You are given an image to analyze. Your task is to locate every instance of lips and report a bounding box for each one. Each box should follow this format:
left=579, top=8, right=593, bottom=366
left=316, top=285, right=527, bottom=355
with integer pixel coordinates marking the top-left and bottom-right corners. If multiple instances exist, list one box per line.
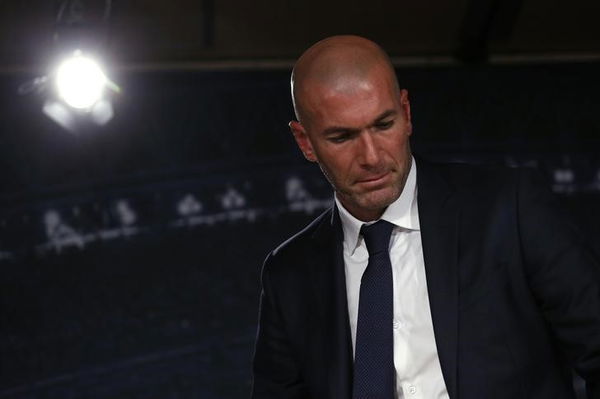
left=356, top=171, right=390, bottom=185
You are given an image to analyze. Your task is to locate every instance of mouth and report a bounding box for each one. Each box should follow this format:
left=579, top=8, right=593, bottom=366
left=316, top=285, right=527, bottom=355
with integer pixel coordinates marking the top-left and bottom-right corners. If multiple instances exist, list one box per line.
left=356, top=171, right=390, bottom=186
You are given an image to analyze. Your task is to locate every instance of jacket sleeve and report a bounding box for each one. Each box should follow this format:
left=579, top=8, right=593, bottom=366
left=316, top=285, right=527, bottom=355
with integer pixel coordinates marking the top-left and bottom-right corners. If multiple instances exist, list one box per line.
left=251, top=252, right=309, bottom=399
left=517, top=169, right=600, bottom=398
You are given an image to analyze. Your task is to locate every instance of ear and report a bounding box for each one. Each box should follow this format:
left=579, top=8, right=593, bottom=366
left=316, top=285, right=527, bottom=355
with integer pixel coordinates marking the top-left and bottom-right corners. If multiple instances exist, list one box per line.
left=289, top=120, right=317, bottom=162
left=399, top=89, right=412, bottom=136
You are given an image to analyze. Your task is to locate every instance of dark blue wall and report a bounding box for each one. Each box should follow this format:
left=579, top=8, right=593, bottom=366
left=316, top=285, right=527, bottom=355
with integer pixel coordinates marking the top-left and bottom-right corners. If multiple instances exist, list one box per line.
left=0, top=63, right=599, bottom=398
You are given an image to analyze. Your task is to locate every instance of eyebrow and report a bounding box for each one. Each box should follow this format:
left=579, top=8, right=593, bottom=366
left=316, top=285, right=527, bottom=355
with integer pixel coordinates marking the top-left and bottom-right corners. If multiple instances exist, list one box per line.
left=320, top=109, right=398, bottom=136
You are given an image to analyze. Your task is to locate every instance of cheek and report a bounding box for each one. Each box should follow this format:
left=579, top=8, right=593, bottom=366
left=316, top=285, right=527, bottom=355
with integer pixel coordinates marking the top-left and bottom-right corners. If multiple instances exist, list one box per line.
left=380, top=145, right=409, bottom=172
left=319, top=148, right=355, bottom=181
left=389, top=131, right=411, bottom=155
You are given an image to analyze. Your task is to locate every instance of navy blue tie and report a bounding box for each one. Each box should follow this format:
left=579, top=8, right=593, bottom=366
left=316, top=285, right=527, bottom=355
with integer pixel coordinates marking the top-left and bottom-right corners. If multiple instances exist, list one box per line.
left=352, top=220, right=395, bottom=399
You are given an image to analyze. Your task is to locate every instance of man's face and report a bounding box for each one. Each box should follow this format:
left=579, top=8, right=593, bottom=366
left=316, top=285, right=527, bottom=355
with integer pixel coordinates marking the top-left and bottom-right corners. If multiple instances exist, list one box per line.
left=291, top=70, right=412, bottom=221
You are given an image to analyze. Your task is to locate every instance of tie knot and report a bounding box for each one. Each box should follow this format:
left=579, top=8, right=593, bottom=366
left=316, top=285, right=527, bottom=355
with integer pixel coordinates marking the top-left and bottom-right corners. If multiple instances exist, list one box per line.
left=360, top=220, right=394, bottom=255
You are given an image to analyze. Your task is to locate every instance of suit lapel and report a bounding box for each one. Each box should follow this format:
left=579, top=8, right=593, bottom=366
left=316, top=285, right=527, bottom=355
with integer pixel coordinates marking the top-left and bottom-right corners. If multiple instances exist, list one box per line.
left=308, top=207, right=353, bottom=398
left=305, top=158, right=460, bottom=399
left=416, top=159, right=460, bottom=399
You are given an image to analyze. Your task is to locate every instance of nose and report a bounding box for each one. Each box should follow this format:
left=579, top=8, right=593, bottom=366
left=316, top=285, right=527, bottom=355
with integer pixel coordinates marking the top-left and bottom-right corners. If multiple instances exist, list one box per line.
left=357, top=132, right=381, bottom=167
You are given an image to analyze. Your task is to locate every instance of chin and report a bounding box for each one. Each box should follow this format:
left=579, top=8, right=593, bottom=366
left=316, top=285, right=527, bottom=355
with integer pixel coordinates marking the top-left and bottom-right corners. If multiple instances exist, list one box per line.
left=356, top=188, right=400, bottom=213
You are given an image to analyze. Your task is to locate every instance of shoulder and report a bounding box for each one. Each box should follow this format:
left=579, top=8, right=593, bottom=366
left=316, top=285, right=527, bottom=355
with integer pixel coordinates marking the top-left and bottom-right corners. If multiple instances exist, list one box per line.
left=415, top=156, right=544, bottom=194
left=414, top=157, right=557, bottom=222
left=417, top=156, right=513, bottom=182
left=262, top=207, right=336, bottom=276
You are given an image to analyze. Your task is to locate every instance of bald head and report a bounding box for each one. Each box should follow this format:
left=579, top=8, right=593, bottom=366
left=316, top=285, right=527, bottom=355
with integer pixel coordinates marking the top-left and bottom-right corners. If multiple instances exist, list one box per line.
left=291, top=35, right=399, bottom=123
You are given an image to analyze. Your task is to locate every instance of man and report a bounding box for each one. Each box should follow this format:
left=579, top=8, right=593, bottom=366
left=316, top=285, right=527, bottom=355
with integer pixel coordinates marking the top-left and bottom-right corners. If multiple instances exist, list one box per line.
left=252, top=35, right=600, bottom=398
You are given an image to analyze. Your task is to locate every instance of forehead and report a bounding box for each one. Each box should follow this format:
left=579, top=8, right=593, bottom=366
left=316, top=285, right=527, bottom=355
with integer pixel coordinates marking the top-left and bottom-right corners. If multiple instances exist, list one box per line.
left=304, top=72, right=399, bottom=130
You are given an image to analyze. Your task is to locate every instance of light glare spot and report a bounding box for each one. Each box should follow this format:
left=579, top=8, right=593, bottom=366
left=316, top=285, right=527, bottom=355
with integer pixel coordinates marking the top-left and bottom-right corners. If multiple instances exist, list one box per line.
left=56, top=52, right=107, bottom=109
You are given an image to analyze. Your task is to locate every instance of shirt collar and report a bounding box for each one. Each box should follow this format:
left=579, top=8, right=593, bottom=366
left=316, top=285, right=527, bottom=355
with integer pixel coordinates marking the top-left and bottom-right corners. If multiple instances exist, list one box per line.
left=335, top=156, right=420, bottom=255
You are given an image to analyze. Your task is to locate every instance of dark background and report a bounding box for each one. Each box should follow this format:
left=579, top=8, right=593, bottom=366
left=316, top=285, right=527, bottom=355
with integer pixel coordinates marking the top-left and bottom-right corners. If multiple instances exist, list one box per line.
left=1, top=1, right=599, bottom=398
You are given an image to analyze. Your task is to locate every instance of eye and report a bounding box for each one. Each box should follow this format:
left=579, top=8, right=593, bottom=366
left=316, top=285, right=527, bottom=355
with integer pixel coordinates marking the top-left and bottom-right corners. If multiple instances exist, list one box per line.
left=328, top=135, right=349, bottom=143
left=376, top=120, right=394, bottom=130
left=326, top=131, right=354, bottom=143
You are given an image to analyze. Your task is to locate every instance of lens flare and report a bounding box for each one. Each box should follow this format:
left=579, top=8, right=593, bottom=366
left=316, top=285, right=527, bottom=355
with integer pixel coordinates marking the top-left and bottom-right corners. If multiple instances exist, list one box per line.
left=56, top=51, right=107, bottom=109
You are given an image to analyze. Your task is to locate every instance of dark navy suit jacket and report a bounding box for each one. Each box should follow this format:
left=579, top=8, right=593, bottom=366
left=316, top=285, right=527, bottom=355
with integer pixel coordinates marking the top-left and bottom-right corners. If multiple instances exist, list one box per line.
left=252, top=158, right=600, bottom=399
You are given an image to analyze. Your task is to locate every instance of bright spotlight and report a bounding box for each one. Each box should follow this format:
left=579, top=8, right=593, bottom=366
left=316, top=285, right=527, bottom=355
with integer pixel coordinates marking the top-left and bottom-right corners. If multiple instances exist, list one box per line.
left=55, top=50, right=107, bottom=109
left=18, top=49, right=120, bottom=133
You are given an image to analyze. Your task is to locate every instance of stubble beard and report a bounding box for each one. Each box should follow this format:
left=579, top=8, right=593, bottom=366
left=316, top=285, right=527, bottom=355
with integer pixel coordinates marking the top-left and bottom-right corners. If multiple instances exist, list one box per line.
left=320, top=156, right=412, bottom=220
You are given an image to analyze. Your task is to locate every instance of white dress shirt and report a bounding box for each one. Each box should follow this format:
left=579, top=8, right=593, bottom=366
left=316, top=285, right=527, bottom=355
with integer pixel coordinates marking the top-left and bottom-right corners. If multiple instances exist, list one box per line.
left=335, top=158, right=449, bottom=399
